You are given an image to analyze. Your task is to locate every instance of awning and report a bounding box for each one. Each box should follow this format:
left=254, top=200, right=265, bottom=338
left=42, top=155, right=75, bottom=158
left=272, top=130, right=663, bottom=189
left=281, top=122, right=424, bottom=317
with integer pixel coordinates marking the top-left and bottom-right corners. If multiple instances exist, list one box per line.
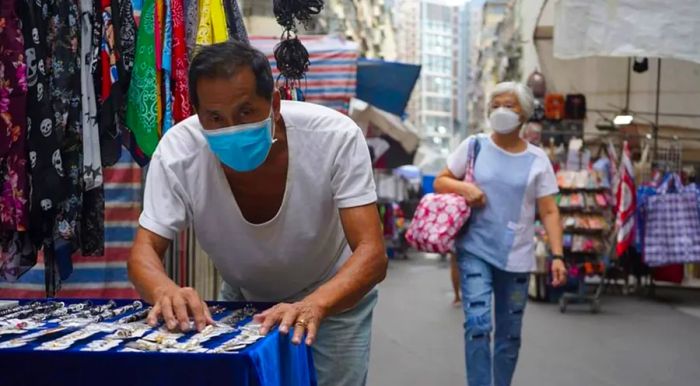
left=349, top=98, right=420, bottom=154
left=553, top=0, right=700, bottom=64
left=356, top=59, right=421, bottom=116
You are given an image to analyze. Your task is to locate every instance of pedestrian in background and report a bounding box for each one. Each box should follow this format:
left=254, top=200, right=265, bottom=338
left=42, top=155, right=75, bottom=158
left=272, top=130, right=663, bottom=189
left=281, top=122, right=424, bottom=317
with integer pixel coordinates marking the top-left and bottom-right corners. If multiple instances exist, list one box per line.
left=434, top=81, right=567, bottom=386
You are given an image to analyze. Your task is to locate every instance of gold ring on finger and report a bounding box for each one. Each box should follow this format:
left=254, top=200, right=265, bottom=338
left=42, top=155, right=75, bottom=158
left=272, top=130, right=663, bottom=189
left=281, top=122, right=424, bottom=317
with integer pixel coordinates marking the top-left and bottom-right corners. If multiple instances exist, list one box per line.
left=295, top=319, right=307, bottom=328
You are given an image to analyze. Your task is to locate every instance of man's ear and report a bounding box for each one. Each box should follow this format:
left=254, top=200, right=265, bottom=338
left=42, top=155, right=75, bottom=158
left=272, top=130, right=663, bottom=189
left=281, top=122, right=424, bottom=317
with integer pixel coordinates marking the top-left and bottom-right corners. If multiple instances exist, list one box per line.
left=272, top=89, right=282, bottom=119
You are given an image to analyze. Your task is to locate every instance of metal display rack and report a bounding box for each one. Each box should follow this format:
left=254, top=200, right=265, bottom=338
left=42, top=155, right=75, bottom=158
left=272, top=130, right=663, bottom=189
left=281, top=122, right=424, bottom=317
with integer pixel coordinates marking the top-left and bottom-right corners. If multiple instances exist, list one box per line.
left=556, top=180, right=614, bottom=314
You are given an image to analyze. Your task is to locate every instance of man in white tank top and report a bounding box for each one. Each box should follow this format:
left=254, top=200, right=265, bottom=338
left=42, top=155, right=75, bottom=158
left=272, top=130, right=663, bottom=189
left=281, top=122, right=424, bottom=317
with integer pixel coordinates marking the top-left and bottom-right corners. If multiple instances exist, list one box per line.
left=128, top=41, right=387, bottom=386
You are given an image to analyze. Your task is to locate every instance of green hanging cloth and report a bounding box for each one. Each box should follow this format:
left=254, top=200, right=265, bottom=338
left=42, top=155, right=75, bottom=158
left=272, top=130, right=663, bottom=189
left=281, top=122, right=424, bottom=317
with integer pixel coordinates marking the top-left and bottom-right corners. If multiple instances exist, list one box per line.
left=126, top=0, right=159, bottom=157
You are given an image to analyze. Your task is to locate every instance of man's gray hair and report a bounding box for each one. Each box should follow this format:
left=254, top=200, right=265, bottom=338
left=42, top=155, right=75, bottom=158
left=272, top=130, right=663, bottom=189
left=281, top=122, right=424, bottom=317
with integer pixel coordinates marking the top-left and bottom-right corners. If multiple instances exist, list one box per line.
left=488, top=81, right=535, bottom=120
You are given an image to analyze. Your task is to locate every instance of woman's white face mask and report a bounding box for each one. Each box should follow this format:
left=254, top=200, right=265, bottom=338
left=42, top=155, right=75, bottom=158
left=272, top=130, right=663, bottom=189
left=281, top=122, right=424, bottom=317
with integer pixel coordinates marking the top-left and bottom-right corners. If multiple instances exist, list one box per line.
left=489, top=108, right=521, bottom=134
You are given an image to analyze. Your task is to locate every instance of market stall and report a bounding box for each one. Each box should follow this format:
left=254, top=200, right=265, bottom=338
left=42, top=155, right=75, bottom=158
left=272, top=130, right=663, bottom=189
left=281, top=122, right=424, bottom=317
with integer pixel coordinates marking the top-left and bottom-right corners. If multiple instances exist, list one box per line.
left=0, top=299, right=315, bottom=386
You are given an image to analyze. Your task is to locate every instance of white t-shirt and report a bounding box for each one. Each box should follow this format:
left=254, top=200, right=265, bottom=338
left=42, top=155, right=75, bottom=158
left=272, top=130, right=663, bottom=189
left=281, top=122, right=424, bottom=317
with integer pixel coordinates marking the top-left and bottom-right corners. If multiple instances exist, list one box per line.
left=139, top=101, right=377, bottom=301
left=447, top=134, right=558, bottom=272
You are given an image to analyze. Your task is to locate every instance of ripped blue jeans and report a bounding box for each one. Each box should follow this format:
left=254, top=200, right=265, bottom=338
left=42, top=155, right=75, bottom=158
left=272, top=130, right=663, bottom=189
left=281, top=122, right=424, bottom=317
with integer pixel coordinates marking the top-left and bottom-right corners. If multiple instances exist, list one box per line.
left=458, top=253, right=530, bottom=386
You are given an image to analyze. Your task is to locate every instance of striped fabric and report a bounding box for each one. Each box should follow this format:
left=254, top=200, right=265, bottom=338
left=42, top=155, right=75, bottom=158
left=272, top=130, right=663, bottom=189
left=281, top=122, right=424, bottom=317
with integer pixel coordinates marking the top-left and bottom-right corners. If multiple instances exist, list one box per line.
left=0, top=150, right=142, bottom=299
left=249, top=35, right=359, bottom=114
left=615, top=141, right=636, bottom=257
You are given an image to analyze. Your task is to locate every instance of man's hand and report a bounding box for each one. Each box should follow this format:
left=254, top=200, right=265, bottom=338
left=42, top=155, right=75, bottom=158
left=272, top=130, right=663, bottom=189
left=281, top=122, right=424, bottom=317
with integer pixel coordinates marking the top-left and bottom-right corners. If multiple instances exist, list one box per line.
left=551, top=259, right=568, bottom=287
left=463, top=183, right=486, bottom=207
left=253, top=299, right=328, bottom=346
left=146, top=285, right=214, bottom=332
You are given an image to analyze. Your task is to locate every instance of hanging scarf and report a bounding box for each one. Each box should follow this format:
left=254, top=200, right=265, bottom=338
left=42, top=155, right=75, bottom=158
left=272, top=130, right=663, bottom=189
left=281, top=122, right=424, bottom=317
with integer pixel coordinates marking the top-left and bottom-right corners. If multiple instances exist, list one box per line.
left=223, top=0, right=249, bottom=43
left=196, top=0, right=213, bottom=45
left=80, top=0, right=104, bottom=191
left=172, top=0, right=191, bottom=123
left=126, top=0, right=159, bottom=157
left=97, top=0, right=123, bottom=167
left=101, top=0, right=116, bottom=102
left=112, top=0, right=149, bottom=167
left=162, top=0, right=174, bottom=133
left=20, top=0, right=66, bottom=261
left=0, top=0, right=29, bottom=232
left=185, top=0, right=199, bottom=58
left=132, top=0, right=143, bottom=27
left=155, top=0, right=163, bottom=136
left=0, top=0, right=34, bottom=281
left=615, top=141, right=636, bottom=257
left=47, top=0, right=86, bottom=293
left=211, top=0, right=228, bottom=43
left=197, top=0, right=229, bottom=45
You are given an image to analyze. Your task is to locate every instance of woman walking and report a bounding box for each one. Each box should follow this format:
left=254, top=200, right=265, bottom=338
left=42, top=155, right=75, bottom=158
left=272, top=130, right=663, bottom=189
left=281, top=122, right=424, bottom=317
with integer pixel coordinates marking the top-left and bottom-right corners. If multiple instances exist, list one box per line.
left=434, top=81, right=567, bottom=386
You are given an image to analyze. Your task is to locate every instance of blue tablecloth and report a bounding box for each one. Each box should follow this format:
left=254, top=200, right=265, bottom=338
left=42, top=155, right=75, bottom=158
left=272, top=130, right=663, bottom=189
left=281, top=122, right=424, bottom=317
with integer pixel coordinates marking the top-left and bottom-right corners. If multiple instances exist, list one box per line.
left=0, top=299, right=317, bottom=386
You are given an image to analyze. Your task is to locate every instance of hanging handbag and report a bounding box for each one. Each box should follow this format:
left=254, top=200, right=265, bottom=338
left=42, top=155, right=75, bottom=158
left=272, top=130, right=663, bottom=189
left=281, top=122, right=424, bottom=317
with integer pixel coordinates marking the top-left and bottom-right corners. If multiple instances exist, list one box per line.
left=644, top=174, right=700, bottom=267
left=544, top=93, right=566, bottom=121
left=565, top=94, right=587, bottom=120
left=405, top=136, right=481, bottom=254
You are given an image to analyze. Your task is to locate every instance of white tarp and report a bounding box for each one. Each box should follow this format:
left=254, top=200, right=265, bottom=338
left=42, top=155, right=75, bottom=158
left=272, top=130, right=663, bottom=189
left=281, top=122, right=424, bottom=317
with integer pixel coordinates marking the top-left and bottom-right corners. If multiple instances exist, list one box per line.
left=553, top=0, right=700, bottom=64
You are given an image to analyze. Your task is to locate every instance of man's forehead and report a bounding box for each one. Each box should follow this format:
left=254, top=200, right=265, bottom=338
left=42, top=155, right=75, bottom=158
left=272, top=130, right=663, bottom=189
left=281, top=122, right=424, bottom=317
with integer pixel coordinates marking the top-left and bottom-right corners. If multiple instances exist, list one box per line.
left=197, top=74, right=258, bottom=107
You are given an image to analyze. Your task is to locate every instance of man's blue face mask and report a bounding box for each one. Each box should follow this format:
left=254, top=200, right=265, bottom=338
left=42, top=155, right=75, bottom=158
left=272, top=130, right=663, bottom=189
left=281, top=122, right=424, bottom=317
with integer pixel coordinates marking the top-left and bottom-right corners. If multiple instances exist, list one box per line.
left=199, top=110, right=277, bottom=172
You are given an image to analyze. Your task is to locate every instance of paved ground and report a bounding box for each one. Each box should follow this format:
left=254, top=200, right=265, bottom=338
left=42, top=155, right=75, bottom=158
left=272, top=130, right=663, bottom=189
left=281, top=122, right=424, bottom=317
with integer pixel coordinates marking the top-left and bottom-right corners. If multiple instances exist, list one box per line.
left=368, top=255, right=700, bottom=386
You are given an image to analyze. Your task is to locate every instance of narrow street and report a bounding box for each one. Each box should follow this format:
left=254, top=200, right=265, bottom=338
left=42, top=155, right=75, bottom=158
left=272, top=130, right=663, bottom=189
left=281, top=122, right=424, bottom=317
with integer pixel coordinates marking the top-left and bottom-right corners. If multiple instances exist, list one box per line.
left=369, top=255, right=700, bottom=386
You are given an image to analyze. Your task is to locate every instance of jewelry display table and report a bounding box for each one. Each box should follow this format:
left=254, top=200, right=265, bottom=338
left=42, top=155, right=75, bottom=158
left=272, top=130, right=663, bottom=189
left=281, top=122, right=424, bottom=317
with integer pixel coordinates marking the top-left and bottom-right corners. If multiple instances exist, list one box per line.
left=0, top=299, right=316, bottom=386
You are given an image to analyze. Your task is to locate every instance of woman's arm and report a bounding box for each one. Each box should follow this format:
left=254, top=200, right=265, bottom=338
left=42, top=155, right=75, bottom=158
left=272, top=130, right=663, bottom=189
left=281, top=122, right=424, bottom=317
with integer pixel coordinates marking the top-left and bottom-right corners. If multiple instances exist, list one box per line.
left=434, top=167, right=486, bottom=207
left=537, top=195, right=567, bottom=286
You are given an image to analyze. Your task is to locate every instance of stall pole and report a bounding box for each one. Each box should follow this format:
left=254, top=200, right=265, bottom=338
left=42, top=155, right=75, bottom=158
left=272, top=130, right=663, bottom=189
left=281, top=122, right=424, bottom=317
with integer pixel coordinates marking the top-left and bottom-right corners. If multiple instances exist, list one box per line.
left=653, top=59, right=662, bottom=158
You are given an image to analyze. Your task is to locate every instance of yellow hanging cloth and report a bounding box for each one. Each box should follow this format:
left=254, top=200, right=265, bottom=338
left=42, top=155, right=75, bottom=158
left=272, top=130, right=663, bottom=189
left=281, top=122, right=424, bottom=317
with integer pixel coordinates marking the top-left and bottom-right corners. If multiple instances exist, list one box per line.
left=197, top=0, right=213, bottom=45
left=211, top=0, right=229, bottom=43
left=197, top=0, right=229, bottom=45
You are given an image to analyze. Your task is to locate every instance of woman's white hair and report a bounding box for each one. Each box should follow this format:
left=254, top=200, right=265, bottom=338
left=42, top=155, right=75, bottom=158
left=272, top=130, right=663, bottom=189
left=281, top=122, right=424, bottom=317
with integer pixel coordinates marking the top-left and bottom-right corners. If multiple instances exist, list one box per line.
left=488, top=81, right=535, bottom=121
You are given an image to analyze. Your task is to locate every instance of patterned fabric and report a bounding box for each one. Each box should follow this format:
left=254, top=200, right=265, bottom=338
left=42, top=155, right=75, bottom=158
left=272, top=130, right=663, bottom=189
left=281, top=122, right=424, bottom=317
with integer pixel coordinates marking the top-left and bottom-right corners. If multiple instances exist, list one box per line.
left=101, top=1, right=117, bottom=101
left=162, top=0, right=173, bottom=133
left=684, top=183, right=700, bottom=217
left=96, top=0, right=121, bottom=167
left=131, top=0, right=142, bottom=26
left=223, top=0, right=248, bottom=44
left=0, top=232, right=35, bottom=282
left=154, top=0, right=163, bottom=135
left=20, top=0, right=64, bottom=274
left=0, top=0, right=33, bottom=281
left=405, top=137, right=480, bottom=254
left=250, top=36, right=359, bottom=114
left=91, top=0, right=103, bottom=99
left=0, top=0, right=29, bottom=232
left=48, top=0, right=84, bottom=290
left=644, top=174, right=700, bottom=267
left=614, top=141, right=635, bottom=256
left=171, top=0, right=191, bottom=123
left=154, top=0, right=162, bottom=72
left=184, top=0, right=199, bottom=58
left=80, top=0, right=104, bottom=191
left=117, top=0, right=136, bottom=74
left=81, top=186, right=105, bottom=256
left=635, top=185, right=657, bottom=252
left=125, top=0, right=159, bottom=157
left=0, top=150, right=142, bottom=298
left=196, top=0, right=229, bottom=45
left=196, top=0, right=213, bottom=45
left=112, top=0, right=147, bottom=167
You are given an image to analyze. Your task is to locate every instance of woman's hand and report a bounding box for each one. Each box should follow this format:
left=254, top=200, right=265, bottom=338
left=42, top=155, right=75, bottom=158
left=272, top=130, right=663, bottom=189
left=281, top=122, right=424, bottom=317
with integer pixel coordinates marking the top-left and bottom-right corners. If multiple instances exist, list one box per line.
left=551, top=259, right=568, bottom=287
left=463, top=183, right=487, bottom=207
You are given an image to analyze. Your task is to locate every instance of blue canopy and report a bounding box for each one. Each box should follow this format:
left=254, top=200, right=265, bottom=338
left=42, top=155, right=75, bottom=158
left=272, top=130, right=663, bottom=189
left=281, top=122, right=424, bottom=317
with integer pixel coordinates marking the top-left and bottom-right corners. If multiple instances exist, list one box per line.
left=356, top=59, right=421, bottom=117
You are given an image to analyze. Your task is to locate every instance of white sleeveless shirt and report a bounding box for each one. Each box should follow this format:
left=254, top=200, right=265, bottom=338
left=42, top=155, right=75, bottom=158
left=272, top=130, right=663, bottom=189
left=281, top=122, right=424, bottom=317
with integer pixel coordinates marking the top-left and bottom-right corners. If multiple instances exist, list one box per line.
left=139, top=101, right=377, bottom=301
